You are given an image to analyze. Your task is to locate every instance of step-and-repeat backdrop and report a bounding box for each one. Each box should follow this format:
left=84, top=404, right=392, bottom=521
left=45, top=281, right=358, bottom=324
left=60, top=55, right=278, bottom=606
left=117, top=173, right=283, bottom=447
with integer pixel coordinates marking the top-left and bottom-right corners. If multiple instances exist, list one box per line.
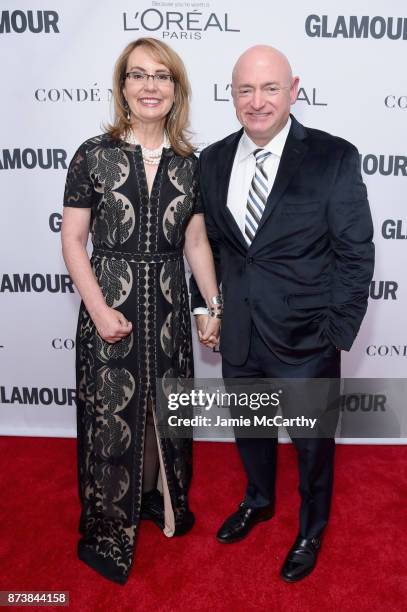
left=1, top=1, right=406, bottom=440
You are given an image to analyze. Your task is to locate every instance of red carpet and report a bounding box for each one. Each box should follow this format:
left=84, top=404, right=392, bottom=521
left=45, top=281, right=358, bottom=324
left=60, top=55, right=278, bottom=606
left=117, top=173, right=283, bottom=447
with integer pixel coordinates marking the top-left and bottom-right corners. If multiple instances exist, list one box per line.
left=0, top=438, right=405, bottom=611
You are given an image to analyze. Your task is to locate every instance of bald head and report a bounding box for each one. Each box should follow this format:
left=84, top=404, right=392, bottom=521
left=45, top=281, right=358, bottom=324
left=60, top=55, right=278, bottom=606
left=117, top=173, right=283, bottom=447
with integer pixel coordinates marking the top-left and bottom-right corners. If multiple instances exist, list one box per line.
left=231, top=45, right=299, bottom=146
left=232, top=45, right=293, bottom=87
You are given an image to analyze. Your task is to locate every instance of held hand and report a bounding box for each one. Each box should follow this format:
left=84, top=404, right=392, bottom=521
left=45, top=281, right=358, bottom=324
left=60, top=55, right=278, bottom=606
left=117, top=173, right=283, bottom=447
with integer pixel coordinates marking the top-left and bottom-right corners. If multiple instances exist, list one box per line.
left=195, top=314, right=208, bottom=339
left=198, top=316, right=220, bottom=349
left=92, top=306, right=133, bottom=343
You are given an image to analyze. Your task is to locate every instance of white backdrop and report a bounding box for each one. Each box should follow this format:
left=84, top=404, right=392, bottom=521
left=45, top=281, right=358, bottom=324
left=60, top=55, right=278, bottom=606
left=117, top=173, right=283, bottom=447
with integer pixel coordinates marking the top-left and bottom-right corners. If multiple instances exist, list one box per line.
left=1, top=0, right=406, bottom=440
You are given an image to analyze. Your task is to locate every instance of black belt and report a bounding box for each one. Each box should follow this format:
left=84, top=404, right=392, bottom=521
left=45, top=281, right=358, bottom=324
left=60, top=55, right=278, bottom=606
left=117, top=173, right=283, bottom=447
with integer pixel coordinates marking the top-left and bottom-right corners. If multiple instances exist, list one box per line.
left=92, top=247, right=183, bottom=264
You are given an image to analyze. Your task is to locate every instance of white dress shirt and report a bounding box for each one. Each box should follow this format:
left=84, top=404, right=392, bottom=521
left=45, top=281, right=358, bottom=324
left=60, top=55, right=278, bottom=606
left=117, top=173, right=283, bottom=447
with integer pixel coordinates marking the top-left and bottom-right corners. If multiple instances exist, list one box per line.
left=193, top=118, right=291, bottom=315
left=227, top=117, right=291, bottom=237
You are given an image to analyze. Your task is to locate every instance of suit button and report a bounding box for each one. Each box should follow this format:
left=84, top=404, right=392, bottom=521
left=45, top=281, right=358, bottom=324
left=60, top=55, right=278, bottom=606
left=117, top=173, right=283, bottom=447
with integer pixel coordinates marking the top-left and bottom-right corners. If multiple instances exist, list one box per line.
left=244, top=297, right=248, bottom=303
left=247, top=257, right=253, bottom=264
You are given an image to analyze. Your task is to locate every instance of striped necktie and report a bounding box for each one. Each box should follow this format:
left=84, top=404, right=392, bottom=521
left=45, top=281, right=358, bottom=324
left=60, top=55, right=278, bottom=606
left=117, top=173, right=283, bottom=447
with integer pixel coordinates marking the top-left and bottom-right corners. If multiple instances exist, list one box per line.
left=245, top=149, right=271, bottom=245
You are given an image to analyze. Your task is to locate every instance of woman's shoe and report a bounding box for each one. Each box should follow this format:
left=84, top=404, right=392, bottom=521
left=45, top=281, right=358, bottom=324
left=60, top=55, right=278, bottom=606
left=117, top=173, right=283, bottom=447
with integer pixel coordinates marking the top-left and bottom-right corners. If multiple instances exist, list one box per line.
left=174, top=508, right=195, bottom=536
left=141, top=488, right=165, bottom=530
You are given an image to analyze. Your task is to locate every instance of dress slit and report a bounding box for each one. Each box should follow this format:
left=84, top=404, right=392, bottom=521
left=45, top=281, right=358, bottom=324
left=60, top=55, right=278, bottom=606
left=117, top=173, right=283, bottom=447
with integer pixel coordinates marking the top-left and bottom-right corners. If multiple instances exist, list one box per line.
left=149, top=391, right=176, bottom=536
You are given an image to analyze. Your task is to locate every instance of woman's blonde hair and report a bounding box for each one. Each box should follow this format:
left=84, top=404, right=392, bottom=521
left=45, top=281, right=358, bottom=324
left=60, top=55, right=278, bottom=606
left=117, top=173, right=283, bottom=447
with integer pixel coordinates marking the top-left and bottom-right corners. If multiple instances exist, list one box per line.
left=106, top=37, right=194, bottom=157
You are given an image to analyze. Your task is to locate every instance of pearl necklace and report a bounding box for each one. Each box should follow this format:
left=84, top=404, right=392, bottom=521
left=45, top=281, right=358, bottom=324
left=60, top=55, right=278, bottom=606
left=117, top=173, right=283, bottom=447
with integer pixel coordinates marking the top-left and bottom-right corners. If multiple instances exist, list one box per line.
left=125, top=130, right=170, bottom=165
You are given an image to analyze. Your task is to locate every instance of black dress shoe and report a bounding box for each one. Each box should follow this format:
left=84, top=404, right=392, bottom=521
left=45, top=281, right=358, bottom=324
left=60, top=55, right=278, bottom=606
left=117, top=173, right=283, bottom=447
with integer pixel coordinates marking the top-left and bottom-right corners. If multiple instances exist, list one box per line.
left=280, top=535, right=321, bottom=582
left=141, top=489, right=165, bottom=530
left=216, top=502, right=274, bottom=543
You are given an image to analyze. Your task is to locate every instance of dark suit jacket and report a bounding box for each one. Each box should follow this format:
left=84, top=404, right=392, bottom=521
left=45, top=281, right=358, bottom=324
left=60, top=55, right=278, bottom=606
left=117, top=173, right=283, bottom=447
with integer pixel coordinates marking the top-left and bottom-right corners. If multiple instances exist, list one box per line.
left=190, top=115, right=375, bottom=366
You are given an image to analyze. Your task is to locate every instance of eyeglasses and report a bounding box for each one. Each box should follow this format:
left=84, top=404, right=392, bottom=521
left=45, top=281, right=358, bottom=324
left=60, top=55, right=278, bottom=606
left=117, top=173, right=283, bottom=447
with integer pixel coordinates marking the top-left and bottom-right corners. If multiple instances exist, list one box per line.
left=235, top=85, right=290, bottom=98
left=125, top=71, right=174, bottom=85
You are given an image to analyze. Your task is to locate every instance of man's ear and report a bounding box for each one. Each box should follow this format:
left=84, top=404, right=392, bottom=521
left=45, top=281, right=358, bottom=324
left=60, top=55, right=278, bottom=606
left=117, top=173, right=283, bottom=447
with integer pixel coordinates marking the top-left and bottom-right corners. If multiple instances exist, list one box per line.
left=290, top=76, right=300, bottom=104
left=231, top=88, right=238, bottom=110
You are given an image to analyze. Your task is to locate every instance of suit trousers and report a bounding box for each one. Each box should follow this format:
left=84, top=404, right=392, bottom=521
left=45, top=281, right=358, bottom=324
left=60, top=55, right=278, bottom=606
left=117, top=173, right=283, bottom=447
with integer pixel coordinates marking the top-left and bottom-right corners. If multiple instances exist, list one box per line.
left=221, top=324, right=341, bottom=539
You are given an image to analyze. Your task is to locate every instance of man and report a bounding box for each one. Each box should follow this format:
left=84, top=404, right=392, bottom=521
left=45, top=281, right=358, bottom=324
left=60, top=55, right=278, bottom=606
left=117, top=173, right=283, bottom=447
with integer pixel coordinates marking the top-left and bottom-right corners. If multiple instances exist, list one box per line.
left=190, top=45, right=374, bottom=582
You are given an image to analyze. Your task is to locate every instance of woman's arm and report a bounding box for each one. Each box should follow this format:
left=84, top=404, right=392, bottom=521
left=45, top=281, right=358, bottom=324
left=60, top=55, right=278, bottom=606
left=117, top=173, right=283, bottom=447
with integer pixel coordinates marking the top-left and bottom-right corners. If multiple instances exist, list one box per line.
left=184, top=213, right=221, bottom=348
left=61, top=207, right=132, bottom=343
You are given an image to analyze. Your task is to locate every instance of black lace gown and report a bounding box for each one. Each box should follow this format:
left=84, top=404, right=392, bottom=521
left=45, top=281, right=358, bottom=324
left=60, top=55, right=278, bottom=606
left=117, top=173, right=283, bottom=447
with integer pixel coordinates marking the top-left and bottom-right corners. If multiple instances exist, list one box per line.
left=63, top=134, right=201, bottom=584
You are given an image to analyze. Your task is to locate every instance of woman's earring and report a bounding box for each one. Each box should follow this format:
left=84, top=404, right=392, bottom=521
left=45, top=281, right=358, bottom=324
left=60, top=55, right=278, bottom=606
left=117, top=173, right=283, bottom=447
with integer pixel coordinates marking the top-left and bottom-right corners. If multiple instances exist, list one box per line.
left=124, top=100, right=130, bottom=121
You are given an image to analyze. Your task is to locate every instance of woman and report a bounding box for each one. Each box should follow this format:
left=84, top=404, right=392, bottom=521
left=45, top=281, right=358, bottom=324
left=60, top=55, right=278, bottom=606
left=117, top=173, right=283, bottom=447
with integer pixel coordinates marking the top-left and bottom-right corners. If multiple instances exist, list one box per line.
left=61, top=37, right=220, bottom=585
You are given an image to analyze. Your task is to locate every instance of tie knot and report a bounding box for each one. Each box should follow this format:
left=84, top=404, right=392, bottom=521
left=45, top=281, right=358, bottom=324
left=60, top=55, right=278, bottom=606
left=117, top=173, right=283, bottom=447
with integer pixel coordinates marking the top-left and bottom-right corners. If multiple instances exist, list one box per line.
left=254, top=149, right=271, bottom=165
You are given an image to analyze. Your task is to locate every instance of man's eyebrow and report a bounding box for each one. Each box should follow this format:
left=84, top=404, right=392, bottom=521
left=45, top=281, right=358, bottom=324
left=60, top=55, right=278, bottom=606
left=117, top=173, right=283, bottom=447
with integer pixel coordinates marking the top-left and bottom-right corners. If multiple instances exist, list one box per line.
left=236, top=81, right=280, bottom=88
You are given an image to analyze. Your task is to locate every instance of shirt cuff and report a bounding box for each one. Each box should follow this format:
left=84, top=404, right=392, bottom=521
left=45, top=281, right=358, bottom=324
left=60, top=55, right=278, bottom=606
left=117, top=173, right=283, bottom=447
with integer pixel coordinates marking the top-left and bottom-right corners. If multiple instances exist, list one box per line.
left=193, top=307, right=209, bottom=315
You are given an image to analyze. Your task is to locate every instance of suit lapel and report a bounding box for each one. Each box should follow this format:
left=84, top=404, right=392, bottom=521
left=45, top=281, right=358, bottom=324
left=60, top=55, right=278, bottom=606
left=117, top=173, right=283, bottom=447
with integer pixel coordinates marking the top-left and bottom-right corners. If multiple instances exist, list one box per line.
left=216, top=129, right=249, bottom=251
left=255, top=117, right=308, bottom=237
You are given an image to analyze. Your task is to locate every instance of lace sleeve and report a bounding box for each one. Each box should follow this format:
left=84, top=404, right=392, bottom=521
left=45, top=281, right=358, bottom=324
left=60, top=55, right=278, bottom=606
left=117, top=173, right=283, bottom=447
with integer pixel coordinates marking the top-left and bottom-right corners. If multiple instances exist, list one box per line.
left=63, top=143, right=94, bottom=208
left=192, top=156, right=203, bottom=214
